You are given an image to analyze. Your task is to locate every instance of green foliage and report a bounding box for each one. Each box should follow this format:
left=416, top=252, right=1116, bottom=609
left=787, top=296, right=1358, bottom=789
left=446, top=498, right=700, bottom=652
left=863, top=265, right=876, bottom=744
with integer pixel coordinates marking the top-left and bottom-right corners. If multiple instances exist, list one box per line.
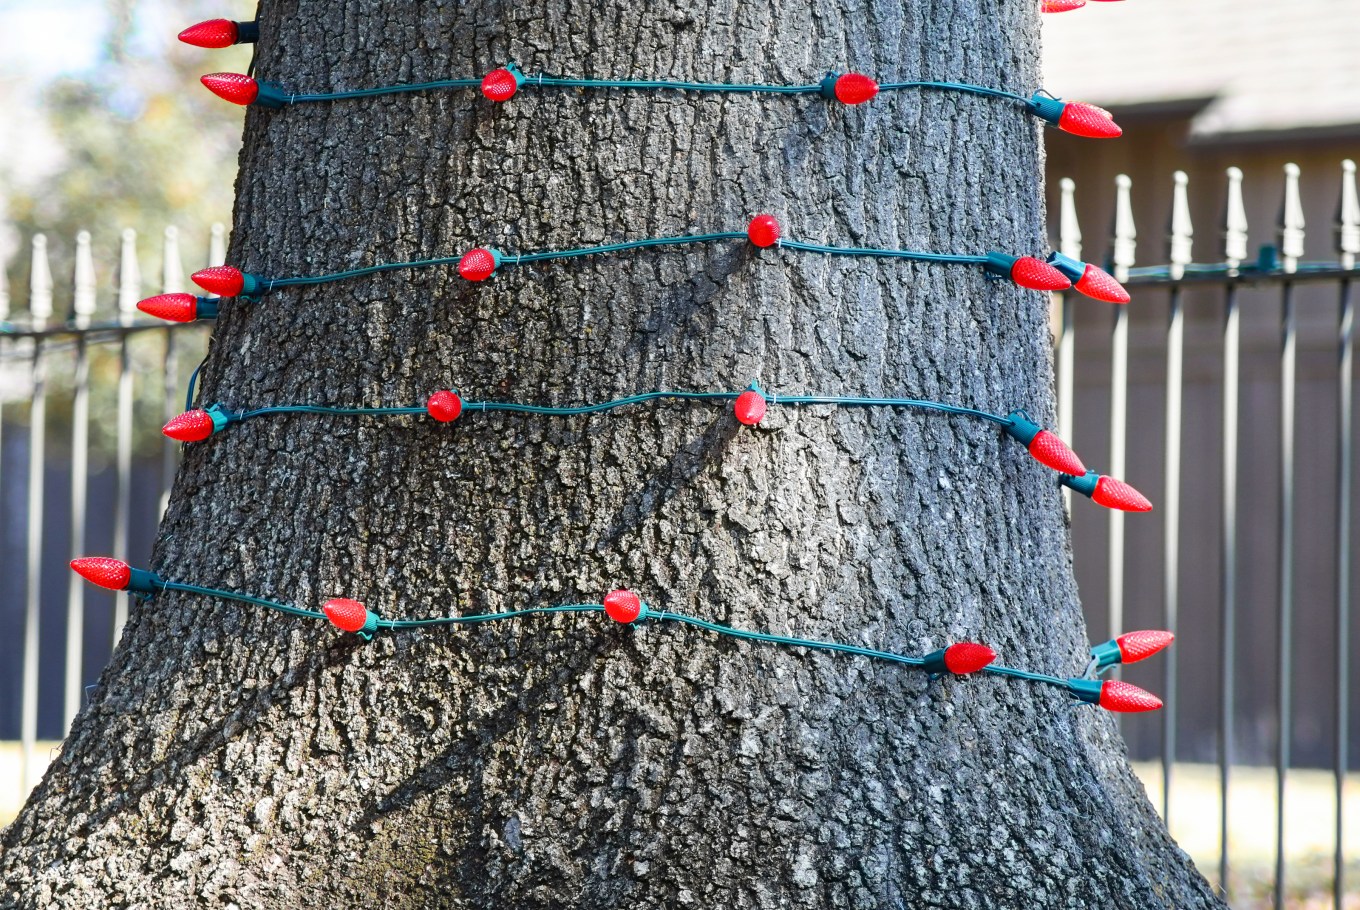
left=3, top=0, right=254, bottom=305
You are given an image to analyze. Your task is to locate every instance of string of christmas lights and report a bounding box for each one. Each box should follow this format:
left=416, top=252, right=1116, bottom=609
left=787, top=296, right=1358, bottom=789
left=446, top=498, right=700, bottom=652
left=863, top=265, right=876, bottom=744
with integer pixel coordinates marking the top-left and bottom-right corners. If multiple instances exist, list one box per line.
left=158, top=383, right=1151, bottom=511
left=70, top=556, right=1167, bottom=713
left=193, top=63, right=1122, bottom=140
left=149, top=216, right=1128, bottom=313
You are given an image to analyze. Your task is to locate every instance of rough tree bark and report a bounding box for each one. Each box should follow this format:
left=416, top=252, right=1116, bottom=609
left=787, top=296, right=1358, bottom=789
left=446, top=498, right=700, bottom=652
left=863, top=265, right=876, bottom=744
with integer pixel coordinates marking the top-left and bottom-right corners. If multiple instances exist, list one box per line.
left=2, top=0, right=1223, bottom=907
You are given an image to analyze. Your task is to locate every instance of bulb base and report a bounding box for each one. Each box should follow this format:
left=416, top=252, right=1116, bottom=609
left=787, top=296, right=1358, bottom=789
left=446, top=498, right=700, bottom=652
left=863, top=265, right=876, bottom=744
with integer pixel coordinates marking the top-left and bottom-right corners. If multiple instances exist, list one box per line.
left=1027, top=92, right=1066, bottom=126
left=1090, top=639, right=1123, bottom=670
left=126, top=568, right=165, bottom=595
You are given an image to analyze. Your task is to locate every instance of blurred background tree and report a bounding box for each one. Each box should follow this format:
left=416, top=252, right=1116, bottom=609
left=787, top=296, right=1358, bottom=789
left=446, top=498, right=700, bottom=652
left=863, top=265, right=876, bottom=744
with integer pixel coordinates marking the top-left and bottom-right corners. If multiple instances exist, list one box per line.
left=0, top=0, right=252, bottom=303
left=0, top=0, right=252, bottom=456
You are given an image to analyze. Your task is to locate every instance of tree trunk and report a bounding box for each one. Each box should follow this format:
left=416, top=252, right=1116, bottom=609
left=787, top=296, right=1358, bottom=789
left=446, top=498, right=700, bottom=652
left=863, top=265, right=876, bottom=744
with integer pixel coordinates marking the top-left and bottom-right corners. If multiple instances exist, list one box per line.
left=2, top=1, right=1223, bottom=907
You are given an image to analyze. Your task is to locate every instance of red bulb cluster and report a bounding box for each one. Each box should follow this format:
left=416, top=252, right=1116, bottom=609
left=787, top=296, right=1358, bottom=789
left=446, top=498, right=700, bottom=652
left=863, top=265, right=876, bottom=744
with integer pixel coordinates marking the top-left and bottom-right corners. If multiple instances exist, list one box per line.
left=1116, top=630, right=1175, bottom=664
left=137, top=293, right=200, bottom=323
left=1099, top=679, right=1163, bottom=713
left=70, top=557, right=132, bottom=591
left=733, top=390, right=767, bottom=426
left=1073, top=263, right=1131, bottom=304
left=201, top=72, right=260, bottom=106
left=1010, top=257, right=1072, bottom=292
left=163, top=410, right=217, bottom=443
left=834, top=74, right=879, bottom=105
left=943, top=642, right=997, bottom=674
left=747, top=214, right=781, bottom=248
left=604, top=589, right=643, bottom=624
left=481, top=68, right=520, bottom=102
left=1092, top=475, right=1152, bottom=512
left=323, top=598, right=370, bottom=633
left=1058, top=102, right=1122, bottom=139
left=458, top=248, right=498, bottom=282
left=178, top=19, right=240, bottom=48
left=427, top=391, right=464, bottom=422
left=192, top=266, right=246, bottom=297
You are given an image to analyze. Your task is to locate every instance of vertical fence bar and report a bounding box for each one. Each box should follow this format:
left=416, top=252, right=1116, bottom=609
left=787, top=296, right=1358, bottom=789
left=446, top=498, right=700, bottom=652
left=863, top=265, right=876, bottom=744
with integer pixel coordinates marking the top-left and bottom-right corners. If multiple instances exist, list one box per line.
left=1220, top=165, right=1248, bottom=901
left=161, top=226, right=183, bottom=516
left=1163, top=171, right=1192, bottom=824
left=1108, top=175, right=1136, bottom=648
left=21, top=234, right=53, bottom=794
left=0, top=246, right=8, bottom=676
left=1057, top=179, right=1081, bottom=483
left=1334, top=158, right=1357, bottom=910
left=1276, top=162, right=1305, bottom=909
left=111, top=229, right=139, bottom=643
left=63, top=231, right=96, bottom=734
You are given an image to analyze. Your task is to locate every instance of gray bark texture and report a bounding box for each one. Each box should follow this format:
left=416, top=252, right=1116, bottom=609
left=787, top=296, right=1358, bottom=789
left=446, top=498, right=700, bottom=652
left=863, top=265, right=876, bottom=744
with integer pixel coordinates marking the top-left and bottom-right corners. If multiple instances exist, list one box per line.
left=2, top=1, right=1225, bottom=907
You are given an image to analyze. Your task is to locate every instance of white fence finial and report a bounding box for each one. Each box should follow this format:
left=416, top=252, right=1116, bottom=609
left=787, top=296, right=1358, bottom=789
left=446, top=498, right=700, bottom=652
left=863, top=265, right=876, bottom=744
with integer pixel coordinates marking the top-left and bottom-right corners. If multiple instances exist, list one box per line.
left=1168, top=171, right=1194, bottom=280
left=1224, top=167, right=1249, bottom=270
left=73, top=230, right=97, bottom=326
left=117, top=228, right=140, bottom=324
left=1278, top=162, right=1305, bottom=273
left=1337, top=159, right=1359, bottom=270
left=162, top=226, right=184, bottom=293
left=0, top=246, right=10, bottom=323
left=208, top=222, right=226, bottom=266
left=207, top=223, right=227, bottom=298
left=29, top=234, right=53, bottom=328
left=1059, top=178, right=1083, bottom=261
left=1111, top=174, right=1136, bottom=282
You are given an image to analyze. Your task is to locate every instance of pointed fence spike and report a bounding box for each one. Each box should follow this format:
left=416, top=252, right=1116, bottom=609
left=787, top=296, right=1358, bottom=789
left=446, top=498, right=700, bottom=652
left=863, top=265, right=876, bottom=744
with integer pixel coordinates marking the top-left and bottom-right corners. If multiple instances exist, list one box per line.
left=1168, top=171, right=1194, bottom=280
left=72, top=230, right=97, bottom=325
left=1224, top=166, right=1249, bottom=270
left=207, top=223, right=227, bottom=298
left=29, top=234, right=53, bottom=328
left=117, top=228, right=140, bottom=324
left=208, top=222, right=226, bottom=266
left=0, top=246, right=9, bottom=322
left=1278, top=162, right=1306, bottom=273
left=1111, top=174, right=1137, bottom=282
left=161, top=226, right=184, bottom=294
left=1059, top=177, right=1083, bottom=261
left=1337, top=159, right=1359, bottom=270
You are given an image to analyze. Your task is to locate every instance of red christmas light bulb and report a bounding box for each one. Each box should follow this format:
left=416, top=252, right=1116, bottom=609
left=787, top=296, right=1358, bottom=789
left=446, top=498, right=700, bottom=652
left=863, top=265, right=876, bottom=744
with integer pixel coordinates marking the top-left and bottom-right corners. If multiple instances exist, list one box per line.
left=191, top=266, right=246, bottom=296
left=943, top=642, right=997, bottom=674
left=1092, top=475, right=1152, bottom=512
left=163, top=409, right=217, bottom=443
left=427, top=390, right=464, bottom=423
left=747, top=214, right=781, bottom=248
left=137, top=293, right=198, bottom=323
left=1073, top=263, right=1131, bottom=304
left=1099, top=679, right=1163, bottom=713
left=1116, top=630, right=1175, bottom=664
left=1027, top=430, right=1086, bottom=475
left=1058, top=102, right=1122, bottom=139
left=481, top=68, right=520, bottom=102
left=201, top=72, right=259, bottom=106
left=1010, top=256, right=1072, bottom=291
left=734, top=390, right=767, bottom=426
left=323, top=598, right=370, bottom=633
left=458, top=248, right=498, bottom=282
left=834, top=74, right=879, bottom=105
left=1040, top=0, right=1086, bottom=11
left=604, top=589, right=643, bottom=624
left=178, top=19, right=239, bottom=48
left=70, top=557, right=132, bottom=591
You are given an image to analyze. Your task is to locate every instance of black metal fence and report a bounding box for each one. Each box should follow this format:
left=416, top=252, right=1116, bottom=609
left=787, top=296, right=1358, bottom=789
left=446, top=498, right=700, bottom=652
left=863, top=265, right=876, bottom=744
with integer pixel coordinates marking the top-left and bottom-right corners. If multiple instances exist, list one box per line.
left=1055, top=161, right=1357, bottom=907
left=1, top=160, right=1357, bottom=906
